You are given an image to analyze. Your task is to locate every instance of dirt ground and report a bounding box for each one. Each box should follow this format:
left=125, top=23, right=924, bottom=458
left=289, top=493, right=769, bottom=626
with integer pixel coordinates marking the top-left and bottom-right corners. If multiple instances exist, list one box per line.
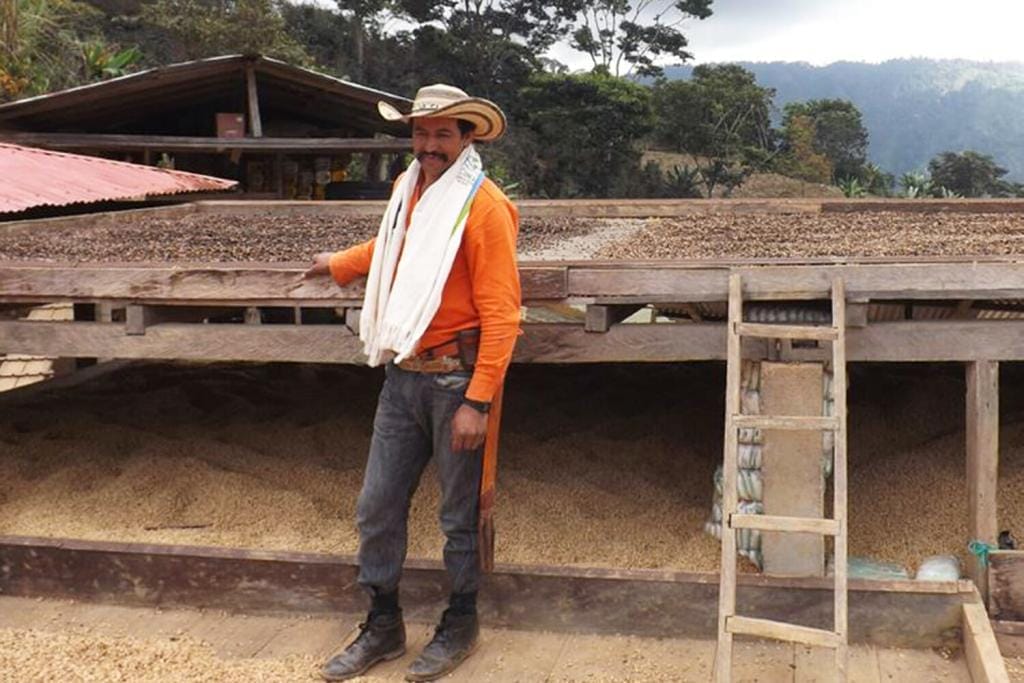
left=2, top=360, right=1022, bottom=575
left=0, top=596, right=975, bottom=682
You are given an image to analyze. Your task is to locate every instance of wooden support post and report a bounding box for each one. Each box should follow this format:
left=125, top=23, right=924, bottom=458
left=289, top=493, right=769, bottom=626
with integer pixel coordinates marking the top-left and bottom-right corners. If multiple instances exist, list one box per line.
left=584, top=304, right=643, bottom=332
left=274, top=153, right=284, bottom=198
left=72, top=303, right=97, bottom=369
left=761, top=361, right=825, bottom=577
left=244, top=307, right=262, bottom=325
left=967, top=360, right=1000, bottom=600
left=245, top=63, right=263, bottom=138
left=846, top=299, right=869, bottom=328
left=125, top=305, right=157, bottom=335
left=345, top=308, right=361, bottom=335
left=367, top=153, right=382, bottom=182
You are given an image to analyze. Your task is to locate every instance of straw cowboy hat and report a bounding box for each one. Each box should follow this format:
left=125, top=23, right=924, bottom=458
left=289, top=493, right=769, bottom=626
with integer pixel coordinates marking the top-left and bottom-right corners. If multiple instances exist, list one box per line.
left=378, top=84, right=507, bottom=142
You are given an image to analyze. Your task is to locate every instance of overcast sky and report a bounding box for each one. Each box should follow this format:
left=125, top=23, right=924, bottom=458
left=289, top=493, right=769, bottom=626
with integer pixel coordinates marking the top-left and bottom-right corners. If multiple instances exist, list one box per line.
left=674, top=0, right=1024, bottom=66
left=299, top=0, right=1024, bottom=68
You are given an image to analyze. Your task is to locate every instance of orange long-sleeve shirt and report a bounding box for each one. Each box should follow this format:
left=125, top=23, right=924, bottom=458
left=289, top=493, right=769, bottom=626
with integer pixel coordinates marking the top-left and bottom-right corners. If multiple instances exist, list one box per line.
left=329, top=174, right=521, bottom=403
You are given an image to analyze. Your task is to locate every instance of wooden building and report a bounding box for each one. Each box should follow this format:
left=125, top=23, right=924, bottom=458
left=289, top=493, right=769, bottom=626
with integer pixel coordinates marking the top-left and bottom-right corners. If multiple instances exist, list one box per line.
left=0, top=55, right=412, bottom=199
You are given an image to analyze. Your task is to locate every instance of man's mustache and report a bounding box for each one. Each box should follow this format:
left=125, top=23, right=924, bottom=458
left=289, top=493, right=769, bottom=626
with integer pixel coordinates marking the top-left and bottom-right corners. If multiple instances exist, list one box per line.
left=416, top=152, right=448, bottom=164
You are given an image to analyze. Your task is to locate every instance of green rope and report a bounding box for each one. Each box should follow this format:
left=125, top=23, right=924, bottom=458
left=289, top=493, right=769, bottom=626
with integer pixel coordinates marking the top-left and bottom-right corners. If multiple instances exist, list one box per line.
left=968, top=539, right=995, bottom=567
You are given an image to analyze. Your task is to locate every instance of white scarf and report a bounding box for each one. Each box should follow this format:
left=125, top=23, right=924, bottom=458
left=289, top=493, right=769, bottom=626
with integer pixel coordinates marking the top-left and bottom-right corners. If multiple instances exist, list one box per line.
left=360, top=144, right=485, bottom=365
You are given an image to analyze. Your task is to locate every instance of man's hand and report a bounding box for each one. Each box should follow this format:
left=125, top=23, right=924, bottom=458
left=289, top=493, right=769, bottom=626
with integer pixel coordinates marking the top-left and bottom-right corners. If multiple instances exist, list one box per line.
left=303, top=252, right=334, bottom=279
left=451, top=403, right=487, bottom=452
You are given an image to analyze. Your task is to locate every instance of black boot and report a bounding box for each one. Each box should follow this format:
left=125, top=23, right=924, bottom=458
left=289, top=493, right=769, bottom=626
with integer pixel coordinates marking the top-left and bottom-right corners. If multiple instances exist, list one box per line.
left=405, top=609, right=479, bottom=682
left=321, top=610, right=406, bottom=681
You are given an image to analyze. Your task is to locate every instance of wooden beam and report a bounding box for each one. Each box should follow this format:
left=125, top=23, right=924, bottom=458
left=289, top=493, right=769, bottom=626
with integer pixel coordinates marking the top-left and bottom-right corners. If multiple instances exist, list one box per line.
left=584, top=304, right=643, bottom=332
left=963, top=601, right=1011, bottom=683
left=0, top=264, right=569, bottom=306
left=967, top=361, right=1000, bottom=599
left=11, top=261, right=1024, bottom=308
left=0, top=534, right=974, bottom=647
left=11, top=320, right=1024, bottom=364
left=570, top=263, right=1024, bottom=302
left=245, top=63, right=263, bottom=138
left=0, top=132, right=409, bottom=154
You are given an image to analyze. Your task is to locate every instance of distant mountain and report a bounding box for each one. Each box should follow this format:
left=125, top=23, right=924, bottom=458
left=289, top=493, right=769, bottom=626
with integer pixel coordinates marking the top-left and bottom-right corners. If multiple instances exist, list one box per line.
left=662, top=59, right=1024, bottom=181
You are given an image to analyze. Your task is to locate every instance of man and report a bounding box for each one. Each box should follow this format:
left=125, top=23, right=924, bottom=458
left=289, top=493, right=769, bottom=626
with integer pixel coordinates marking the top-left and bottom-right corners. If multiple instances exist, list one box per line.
left=305, top=84, right=520, bottom=682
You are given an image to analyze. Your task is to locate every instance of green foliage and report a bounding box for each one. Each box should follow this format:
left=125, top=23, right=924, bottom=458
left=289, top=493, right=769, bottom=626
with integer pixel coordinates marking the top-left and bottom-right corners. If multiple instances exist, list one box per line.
left=927, top=150, right=1012, bottom=198
left=139, top=0, right=310, bottom=64
left=837, top=177, right=866, bottom=198
left=774, top=113, right=833, bottom=184
left=858, top=162, right=894, bottom=197
left=662, top=164, right=703, bottom=198
left=0, top=0, right=111, bottom=101
left=82, top=42, right=142, bottom=80
left=781, top=99, right=869, bottom=183
left=493, top=72, right=654, bottom=198
left=652, top=65, right=774, bottom=159
left=566, top=0, right=712, bottom=78
left=650, top=64, right=774, bottom=196
left=900, top=172, right=933, bottom=199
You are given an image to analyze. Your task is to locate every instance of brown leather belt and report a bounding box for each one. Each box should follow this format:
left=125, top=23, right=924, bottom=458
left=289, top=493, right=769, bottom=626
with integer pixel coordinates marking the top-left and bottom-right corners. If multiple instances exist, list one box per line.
left=397, top=355, right=465, bottom=373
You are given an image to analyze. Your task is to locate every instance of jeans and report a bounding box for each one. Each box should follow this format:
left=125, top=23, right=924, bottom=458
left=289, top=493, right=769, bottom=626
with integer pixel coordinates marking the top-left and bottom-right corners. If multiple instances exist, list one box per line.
left=356, top=363, right=483, bottom=595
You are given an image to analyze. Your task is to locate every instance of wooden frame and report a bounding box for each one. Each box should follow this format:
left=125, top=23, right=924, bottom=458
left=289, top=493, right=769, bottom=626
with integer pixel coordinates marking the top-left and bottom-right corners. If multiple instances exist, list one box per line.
left=964, top=598, right=1012, bottom=683
left=0, top=534, right=975, bottom=647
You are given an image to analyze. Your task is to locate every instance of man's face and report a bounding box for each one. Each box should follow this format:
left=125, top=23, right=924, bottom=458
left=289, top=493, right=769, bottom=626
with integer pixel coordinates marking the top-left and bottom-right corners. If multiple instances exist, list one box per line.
left=412, top=116, right=470, bottom=179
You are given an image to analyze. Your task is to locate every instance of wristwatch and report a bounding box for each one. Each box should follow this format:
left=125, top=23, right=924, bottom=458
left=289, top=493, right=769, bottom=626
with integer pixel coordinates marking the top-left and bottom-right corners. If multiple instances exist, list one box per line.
left=462, top=398, right=491, bottom=414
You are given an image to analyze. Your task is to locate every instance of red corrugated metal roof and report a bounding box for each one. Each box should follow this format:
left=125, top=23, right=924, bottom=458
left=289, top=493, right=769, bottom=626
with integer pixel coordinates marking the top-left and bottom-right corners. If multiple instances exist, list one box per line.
left=0, top=143, right=237, bottom=214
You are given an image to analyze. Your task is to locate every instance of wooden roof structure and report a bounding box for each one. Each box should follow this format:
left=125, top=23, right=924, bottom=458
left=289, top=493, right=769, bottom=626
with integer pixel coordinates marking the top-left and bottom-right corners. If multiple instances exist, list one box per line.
left=0, top=55, right=412, bottom=155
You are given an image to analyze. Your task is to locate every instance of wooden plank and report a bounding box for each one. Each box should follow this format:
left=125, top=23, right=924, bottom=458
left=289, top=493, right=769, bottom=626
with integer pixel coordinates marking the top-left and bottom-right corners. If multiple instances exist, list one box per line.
left=967, top=361, right=1000, bottom=600
left=821, top=199, right=1024, bottom=214
left=0, top=321, right=366, bottom=363
left=584, top=304, right=643, bottom=332
left=963, top=602, right=1011, bottom=683
left=732, top=514, right=837, bottom=536
left=7, top=260, right=1024, bottom=306
left=13, top=319, right=1024, bottom=365
left=0, top=264, right=568, bottom=305
left=569, top=263, right=1024, bottom=302
left=727, top=616, right=841, bottom=648
left=715, top=274, right=744, bottom=682
left=736, top=323, right=838, bottom=341
left=245, top=63, right=263, bottom=138
left=0, top=535, right=971, bottom=646
left=734, top=415, right=837, bottom=431
left=761, top=362, right=826, bottom=577
left=0, top=132, right=410, bottom=153
left=832, top=276, right=850, bottom=681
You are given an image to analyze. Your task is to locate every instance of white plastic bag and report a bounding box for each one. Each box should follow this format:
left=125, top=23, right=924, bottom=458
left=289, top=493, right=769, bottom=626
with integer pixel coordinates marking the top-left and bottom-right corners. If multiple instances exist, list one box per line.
left=915, top=555, right=961, bottom=581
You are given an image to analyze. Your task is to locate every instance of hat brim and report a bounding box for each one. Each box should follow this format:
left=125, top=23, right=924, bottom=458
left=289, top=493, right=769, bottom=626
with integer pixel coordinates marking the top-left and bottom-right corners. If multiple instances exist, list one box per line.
left=378, top=98, right=507, bottom=142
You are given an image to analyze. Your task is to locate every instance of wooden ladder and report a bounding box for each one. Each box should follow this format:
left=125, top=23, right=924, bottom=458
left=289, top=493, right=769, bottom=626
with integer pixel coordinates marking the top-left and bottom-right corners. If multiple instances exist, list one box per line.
left=714, top=273, right=849, bottom=682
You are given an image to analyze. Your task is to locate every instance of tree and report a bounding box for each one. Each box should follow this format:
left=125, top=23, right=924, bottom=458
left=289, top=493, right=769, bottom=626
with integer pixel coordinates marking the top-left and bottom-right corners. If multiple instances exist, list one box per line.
left=494, top=72, right=654, bottom=197
left=781, top=99, right=868, bottom=183
left=927, top=150, right=1011, bottom=198
left=774, top=113, right=832, bottom=184
left=389, top=0, right=577, bottom=103
left=139, top=0, right=310, bottom=64
left=566, top=0, right=713, bottom=78
left=0, top=0, right=146, bottom=101
left=651, top=64, right=775, bottom=196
